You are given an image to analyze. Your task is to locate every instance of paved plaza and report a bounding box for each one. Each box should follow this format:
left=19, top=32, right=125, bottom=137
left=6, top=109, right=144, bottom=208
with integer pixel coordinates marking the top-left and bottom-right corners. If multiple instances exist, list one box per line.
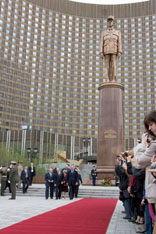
left=106, top=200, right=141, bottom=234
left=0, top=186, right=142, bottom=233
left=0, top=195, right=78, bottom=230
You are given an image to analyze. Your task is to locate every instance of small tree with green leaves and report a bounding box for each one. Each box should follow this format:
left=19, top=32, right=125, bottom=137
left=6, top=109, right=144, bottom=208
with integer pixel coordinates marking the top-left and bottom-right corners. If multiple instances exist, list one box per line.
left=0, top=146, right=29, bottom=167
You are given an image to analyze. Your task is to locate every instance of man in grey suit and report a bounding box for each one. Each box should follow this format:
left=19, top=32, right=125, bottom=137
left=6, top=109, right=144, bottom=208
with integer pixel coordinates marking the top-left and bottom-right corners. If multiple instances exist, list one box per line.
left=9, top=161, right=19, bottom=200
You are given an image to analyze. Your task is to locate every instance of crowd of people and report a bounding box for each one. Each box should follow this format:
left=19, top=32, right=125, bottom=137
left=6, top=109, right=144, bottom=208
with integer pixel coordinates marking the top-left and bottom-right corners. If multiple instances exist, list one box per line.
left=45, top=164, right=82, bottom=200
left=1, top=111, right=156, bottom=233
left=0, top=162, right=82, bottom=201
left=0, top=161, right=36, bottom=199
left=115, top=110, right=156, bottom=234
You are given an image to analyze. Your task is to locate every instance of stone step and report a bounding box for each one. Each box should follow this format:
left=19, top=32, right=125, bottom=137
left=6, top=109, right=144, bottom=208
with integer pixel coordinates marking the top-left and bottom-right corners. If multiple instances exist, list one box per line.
left=4, top=185, right=119, bottom=199
left=80, top=164, right=93, bottom=182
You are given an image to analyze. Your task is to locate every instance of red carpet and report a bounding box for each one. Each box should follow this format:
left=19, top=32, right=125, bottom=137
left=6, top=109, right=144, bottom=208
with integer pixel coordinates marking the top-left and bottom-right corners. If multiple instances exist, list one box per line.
left=0, top=198, right=117, bottom=234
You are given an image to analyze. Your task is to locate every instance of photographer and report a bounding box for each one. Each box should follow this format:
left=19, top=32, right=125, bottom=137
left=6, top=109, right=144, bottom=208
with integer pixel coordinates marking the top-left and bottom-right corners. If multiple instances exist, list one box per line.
left=126, top=152, right=145, bottom=223
left=115, top=153, right=131, bottom=220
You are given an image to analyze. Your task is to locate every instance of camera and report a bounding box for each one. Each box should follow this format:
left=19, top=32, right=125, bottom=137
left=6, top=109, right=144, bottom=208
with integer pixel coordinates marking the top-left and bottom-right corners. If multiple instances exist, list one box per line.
left=137, top=139, right=141, bottom=144
left=116, top=155, right=121, bottom=161
left=122, top=152, right=128, bottom=159
left=147, top=134, right=151, bottom=143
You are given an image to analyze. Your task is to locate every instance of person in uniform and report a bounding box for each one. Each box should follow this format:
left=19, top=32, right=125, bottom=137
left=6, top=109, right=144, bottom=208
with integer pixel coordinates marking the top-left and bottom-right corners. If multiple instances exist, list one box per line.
left=100, top=16, right=122, bottom=82
left=0, top=165, right=8, bottom=196
left=91, top=165, right=97, bottom=186
left=9, top=161, right=19, bottom=200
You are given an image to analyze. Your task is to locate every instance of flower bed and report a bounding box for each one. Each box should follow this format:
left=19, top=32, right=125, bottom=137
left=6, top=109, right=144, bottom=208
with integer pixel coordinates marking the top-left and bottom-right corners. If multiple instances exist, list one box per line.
left=101, top=177, right=112, bottom=186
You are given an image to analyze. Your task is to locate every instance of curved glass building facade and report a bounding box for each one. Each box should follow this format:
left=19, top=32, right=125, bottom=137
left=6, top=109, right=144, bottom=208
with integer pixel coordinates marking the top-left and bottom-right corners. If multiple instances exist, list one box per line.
left=0, top=0, right=156, bottom=160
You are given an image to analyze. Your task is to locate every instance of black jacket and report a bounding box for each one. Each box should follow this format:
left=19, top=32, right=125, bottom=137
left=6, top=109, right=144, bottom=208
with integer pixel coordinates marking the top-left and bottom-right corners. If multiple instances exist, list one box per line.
left=45, top=172, right=54, bottom=184
left=54, top=172, right=63, bottom=186
left=115, top=165, right=129, bottom=191
left=28, top=166, right=36, bottom=177
left=67, top=170, right=79, bottom=186
left=127, top=162, right=133, bottom=175
left=21, top=170, right=31, bottom=183
left=132, top=167, right=145, bottom=200
left=91, top=169, right=97, bottom=177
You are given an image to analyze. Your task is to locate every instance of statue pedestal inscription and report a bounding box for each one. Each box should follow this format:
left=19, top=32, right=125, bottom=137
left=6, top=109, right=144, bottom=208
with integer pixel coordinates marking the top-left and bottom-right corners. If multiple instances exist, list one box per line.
left=97, top=82, right=124, bottom=180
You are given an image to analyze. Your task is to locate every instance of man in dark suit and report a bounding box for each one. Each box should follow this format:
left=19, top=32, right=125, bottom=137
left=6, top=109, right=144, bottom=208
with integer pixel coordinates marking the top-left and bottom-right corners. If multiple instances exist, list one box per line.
left=74, top=165, right=83, bottom=198
left=28, top=162, right=36, bottom=185
left=9, top=161, right=19, bottom=200
left=52, top=163, right=57, bottom=175
left=21, top=166, right=31, bottom=194
left=45, top=168, right=54, bottom=199
left=54, top=168, right=63, bottom=200
left=67, top=165, right=78, bottom=200
left=61, top=164, right=71, bottom=173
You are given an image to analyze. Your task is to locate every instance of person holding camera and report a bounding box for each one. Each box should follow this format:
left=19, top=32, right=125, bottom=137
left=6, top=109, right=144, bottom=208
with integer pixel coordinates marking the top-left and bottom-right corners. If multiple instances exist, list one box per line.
left=134, top=110, right=156, bottom=234
left=115, top=153, right=131, bottom=220
left=127, top=154, right=145, bottom=227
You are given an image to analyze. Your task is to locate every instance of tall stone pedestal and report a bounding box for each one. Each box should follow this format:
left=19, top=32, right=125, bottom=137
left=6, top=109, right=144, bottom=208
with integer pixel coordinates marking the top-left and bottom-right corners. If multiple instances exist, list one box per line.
left=97, top=82, right=124, bottom=181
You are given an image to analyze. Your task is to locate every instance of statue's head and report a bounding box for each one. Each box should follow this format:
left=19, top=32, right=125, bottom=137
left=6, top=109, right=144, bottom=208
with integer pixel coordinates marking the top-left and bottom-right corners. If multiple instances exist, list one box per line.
left=107, top=15, right=114, bottom=22
left=107, top=16, right=114, bottom=27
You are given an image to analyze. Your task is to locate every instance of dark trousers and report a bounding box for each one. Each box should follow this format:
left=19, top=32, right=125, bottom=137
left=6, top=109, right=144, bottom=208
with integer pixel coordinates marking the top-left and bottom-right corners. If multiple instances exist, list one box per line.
left=45, top=183, right=54, bottom=199
left=22, top=179, right=29, bottom=193
left=10, top=182, right=16, bottom=199
left=1, top=180, right=7, bottom=195
left=30, top=174, right=34, bottom=185
left=6, top=181, right=11, bottom=193
left=145, top=204, right=153, bottom=234
left=92, top=176, right=96, bottom=186
left=55, top=184, right=62, bottom=199
left=124, top=198, right=131, bottom=218
left=69, top=184, right=75, bottom=199
left=74, top=185, right=79, bottom=198
left=130, top=196, right=137, bottom=220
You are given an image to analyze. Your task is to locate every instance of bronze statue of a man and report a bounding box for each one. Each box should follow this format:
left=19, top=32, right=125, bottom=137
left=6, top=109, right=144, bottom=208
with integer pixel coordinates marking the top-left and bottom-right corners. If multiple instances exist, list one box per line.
left=100, top=16, right=122, bottom=82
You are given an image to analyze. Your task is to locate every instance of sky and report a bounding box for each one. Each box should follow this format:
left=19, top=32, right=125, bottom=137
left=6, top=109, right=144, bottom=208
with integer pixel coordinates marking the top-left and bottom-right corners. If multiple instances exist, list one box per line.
left=69, top=0, right=149, bottom=5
